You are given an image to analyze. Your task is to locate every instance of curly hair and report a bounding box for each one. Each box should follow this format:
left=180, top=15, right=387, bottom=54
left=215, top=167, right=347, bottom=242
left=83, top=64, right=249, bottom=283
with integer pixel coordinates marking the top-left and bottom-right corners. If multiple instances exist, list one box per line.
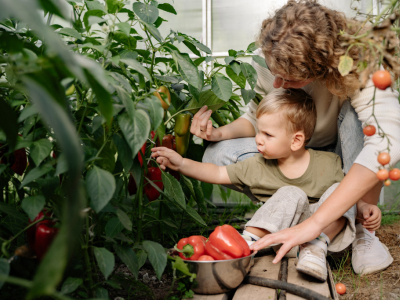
left=258, top=0, right=360, bottom=99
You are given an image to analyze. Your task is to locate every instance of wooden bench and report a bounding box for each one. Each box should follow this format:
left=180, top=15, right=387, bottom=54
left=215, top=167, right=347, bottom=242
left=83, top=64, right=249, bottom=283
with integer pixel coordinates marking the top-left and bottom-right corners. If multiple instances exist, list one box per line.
left=191, top=251, right=339, bottom=300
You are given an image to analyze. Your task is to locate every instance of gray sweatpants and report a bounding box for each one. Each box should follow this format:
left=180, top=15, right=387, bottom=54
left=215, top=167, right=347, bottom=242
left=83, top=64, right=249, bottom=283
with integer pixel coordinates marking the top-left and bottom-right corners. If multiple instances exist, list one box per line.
left=245, top=183, right=356, bottom=253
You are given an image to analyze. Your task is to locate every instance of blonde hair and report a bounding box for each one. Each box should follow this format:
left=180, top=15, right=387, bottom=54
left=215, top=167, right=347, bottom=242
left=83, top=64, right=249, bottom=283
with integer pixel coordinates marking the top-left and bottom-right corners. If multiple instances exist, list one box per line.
left=258, top=0, right=360, bottom=100
left=256, top=89, right=316, bottom=144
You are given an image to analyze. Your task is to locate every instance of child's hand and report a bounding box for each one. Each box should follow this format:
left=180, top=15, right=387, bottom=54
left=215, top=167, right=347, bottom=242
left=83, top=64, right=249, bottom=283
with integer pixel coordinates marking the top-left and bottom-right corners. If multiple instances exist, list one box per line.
left=358, top=202, right=382, bottom=232
left=151, top=147, right=183, bottom=171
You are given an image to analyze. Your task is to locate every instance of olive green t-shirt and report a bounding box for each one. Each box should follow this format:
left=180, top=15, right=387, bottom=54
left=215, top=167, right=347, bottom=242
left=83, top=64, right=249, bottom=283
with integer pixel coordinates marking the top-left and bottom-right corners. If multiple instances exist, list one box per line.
left=226, top=149, right=344, bottom=203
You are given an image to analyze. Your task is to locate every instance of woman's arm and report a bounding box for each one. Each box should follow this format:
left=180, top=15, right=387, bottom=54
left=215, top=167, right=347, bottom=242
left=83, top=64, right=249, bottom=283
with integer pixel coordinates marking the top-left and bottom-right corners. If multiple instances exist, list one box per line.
left=250, top=163, right=380, bottom=263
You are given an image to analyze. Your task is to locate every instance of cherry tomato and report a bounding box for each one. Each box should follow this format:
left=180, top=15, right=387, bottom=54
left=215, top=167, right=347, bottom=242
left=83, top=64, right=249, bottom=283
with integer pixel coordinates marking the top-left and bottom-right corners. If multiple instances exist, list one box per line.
left=372, top=70, right=392, bottom=90
left=335, top=283, right=346, bottom=295
left=384, top=179, right=391, bottom=186
left=197, top=255, right=215, bottom=261
left=377, top=169, right=389, bottom=181
left=363, top=125, right=376, bottom=136
left=389, top=168, right=400, bottom=181
left=377, top=152, right=390, bottom=166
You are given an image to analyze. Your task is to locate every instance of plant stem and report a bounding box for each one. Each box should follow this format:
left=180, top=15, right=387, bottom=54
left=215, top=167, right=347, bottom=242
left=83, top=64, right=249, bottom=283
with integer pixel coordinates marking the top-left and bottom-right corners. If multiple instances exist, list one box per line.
left=83, top=214, right=95, bottom=298
left=136, top=171, right=145, bottom=243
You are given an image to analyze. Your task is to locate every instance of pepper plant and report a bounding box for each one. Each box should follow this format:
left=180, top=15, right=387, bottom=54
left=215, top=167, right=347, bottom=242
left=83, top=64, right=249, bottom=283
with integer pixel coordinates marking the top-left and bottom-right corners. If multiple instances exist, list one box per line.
left=0, top=0, right=265, bottom=298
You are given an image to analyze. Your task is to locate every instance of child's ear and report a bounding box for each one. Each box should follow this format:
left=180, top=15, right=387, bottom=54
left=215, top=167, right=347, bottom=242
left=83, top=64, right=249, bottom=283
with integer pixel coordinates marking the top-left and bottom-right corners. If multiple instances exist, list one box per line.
left=291, top=131, right=305, bottom=151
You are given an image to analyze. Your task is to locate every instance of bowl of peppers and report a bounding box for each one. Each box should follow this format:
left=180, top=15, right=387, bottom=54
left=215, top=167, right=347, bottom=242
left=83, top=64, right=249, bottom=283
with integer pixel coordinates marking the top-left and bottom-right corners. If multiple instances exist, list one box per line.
left=175, top=224, right=256, bottom=295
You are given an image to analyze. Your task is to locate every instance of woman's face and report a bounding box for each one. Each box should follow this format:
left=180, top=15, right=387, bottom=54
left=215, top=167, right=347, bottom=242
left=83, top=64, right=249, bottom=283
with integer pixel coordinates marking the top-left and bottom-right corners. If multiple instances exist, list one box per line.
left=267, top=64, right=315, bottom=89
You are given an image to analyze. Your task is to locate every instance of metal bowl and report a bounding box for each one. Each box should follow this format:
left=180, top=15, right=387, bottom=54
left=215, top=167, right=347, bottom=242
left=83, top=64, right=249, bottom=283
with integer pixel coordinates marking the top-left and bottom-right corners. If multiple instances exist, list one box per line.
left=185, top=251, right=257, bottom=295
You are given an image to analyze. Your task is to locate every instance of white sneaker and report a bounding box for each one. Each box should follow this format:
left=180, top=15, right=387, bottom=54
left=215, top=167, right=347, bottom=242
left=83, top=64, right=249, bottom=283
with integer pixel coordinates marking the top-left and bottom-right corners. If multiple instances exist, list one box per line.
left=241, top=234, right=257, bottom=246
left=296, top=242, right=328, bottom=281
left=352, top=223, right=393, bottom=275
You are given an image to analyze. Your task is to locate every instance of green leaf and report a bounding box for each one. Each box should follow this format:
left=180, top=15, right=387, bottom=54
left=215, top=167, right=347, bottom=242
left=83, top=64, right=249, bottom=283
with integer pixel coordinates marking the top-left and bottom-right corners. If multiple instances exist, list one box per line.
left=154, top=75, right=180, bottom=84
left=21, top=195, right=45, bottom=221
left=240, top=62, right=258, bottom=89
left=38, top=0, right=70, bottom=20
left=230, top=61, right=241, bottom=75
left=18, top=105, right=38, bottom=122
left=241, top=89, right=256, bottom=105
left=211, top=74, right=233, bottom=102
left=136, top=96, right=163, bottom=131
left=338, top=55, right=353, bottom=77
left=185, top=205, right=206, bottom=227
left=116, top=22, right=131, bottom=37
left=0, top=98, right=18, bottom=150
left=0, top=202, right=27, bottom=222
left=172, top=256, right=196, bottom=280
left=55, top=153, right=68, bottom=176
left=247, top=42, right=258, bottom=53
left=20, top=163, right=53, bottom=188
left=86, top=166, right=116, bottom=213
left=142, top=241, right=167, bottom=280
left=192, top=41, right=212, bottom=54
left=30, top=139, right=52, bottom=166
left=105, top=217, right=124, bottom=238
left=183, top=40, right=201, bottom=57
left=252, top=55, right=268, bottom=69
left=61, top=277, right=83, bottom=295
left=0, top=165, right=6, bottom=176
left=132, top=2, right=159, bottom=24
left=185, top=90, right=226, bottom=115
left=118, top=110, right=150, bottom=159
left=84, top=69, right=114, bottom=128
left=141, top=21, right=164, bottom=43
left=114, top=245, right=139, bottom=280
left=113, top=133, right=132, bottom=172
left=116, top=208, right=132, bottom=231
left=58, top=28, right=82, bottom=40
left=83, top=10, right=105, bottom=30
left=106, top=0, right=124, bottom=13
left=120, top=58, right=152, bottom=82
left=93, top=247, right=115, bottom=280
left=137, top=250, right=147, bottom=269
left=226, top=67, right=246, bottom=89
left=86, top=0, right=106, bottom=12
left=0, top=258, right=10, bottom=290
left=162, top=171, right=185, bottom=210
left=158, top=3, right=177, bottom=14
left=95, top=287, right=109, bottom=299
left=224, top=56, right=235, bottom=65
left=171, top=51, right=200, bottom=89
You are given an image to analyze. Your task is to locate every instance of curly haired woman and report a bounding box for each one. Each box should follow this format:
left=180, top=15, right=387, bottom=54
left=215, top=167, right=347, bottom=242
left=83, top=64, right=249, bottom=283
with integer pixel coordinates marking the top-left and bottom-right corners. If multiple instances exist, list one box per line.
left=191, top=0, right=400, bottom=275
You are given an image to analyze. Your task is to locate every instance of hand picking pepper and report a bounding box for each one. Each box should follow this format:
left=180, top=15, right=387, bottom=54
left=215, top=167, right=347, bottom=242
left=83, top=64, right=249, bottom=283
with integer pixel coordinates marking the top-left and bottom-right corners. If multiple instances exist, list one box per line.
left=144, top=167, right=163, bottom=201
left=206, top=225, right=250, bottom=260
left=176, top=236, right=207, bottom=260
left=138, top=131, right=156, bottom=167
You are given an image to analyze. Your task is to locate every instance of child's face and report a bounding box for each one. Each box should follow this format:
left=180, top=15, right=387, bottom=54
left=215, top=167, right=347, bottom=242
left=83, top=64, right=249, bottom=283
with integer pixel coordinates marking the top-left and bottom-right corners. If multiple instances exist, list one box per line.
left=255, top=112, right=294, bottom=159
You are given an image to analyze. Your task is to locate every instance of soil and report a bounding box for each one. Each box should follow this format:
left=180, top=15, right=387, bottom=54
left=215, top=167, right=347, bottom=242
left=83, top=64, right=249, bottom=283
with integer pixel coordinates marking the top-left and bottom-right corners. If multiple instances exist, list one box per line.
left=329, top=220, right=400, bottom=300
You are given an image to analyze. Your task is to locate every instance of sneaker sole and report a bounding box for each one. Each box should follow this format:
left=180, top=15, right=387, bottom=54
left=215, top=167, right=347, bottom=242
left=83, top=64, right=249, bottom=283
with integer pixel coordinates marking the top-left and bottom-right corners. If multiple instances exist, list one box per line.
left=356, top=244, right=394, bottom=276
left=296, top=261, right=327, bottom=282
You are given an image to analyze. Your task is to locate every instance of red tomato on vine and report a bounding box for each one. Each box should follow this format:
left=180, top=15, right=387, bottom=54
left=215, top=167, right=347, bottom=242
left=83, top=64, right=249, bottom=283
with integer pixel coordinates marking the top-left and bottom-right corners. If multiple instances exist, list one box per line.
left=389, top=168, right=400, bottom=181
left=377, top=169, right=389, bottom=181
left=372, top=70, right=392, bottom=90
left=363, top=125, right=376, bottom=136
left=377, top=153, right=390, bottom=166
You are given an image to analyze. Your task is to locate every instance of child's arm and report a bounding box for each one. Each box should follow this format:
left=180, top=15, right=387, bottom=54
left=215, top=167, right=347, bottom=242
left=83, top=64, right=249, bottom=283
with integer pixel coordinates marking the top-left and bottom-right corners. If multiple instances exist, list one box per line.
left=151, top=147, right=232, bottom=185
left=356, top=199, right=382, bottom=232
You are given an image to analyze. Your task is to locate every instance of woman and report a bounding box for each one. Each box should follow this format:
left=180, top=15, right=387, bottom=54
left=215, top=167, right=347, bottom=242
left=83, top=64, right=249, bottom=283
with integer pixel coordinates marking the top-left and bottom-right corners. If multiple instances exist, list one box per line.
left=191, top=0, right=400, bottom=274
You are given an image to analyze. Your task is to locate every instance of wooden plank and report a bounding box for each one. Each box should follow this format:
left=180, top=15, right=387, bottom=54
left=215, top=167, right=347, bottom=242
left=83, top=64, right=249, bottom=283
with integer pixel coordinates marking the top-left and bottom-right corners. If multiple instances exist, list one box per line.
left=286, top=258, right=331, bottom=300
left=327, top=263, right=339, bottom=300
left=191, top=293, right=230, bottom=300
left=232, top=255, right=280, bottom=300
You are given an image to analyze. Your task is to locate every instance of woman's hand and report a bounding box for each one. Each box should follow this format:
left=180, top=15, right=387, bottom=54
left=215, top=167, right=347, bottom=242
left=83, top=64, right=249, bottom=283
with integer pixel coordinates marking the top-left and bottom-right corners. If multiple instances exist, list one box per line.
left=190, top=106, right=223, bottom=141
left=249, top=217, right=322, bottom=263
left=151, top=147, right=183, bottom=171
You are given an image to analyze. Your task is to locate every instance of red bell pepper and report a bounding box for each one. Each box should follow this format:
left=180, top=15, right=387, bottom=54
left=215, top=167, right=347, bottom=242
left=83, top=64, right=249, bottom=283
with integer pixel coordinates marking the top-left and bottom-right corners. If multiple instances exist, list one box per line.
left=176, top=236, right=207, bottom=260
left=144, top=167, right=163, bottom=201
left=34, top=223, right=59, bottom=260
left=27, top=210, right=58, bottom=260
left=0, top=145, right=27, bottom=175
left=205, top=225, right=250, bottom=260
